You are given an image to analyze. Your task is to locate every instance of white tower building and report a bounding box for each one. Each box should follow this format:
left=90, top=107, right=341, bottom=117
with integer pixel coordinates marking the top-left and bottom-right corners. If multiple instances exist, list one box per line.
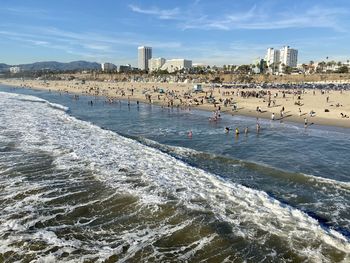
left=265, top=48, right=280, bottom=72
left=138, top=46, right=152, bottom=71
left=280, top=46, right=298, bottom=68
left=265, top=46, right=298, bottom=73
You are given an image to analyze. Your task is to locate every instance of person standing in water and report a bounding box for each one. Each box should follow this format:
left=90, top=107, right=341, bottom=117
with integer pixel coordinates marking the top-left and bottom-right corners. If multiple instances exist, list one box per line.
left=188, top=130, right=193, bottom=138
left=235, top=128, right=240, bottom=135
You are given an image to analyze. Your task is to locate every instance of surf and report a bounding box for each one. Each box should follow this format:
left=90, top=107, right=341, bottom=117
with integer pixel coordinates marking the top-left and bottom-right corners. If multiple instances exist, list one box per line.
left=0, top=91, right=349, bottom=262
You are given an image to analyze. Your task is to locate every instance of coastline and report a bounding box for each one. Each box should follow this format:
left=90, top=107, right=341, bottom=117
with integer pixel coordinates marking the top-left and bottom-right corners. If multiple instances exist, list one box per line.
left=1, top=78, right=350, bottom=128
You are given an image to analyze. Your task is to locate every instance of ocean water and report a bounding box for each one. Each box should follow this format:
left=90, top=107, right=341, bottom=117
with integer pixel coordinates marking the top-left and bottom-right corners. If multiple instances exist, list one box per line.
left=0, top=85, right=349, bottom=262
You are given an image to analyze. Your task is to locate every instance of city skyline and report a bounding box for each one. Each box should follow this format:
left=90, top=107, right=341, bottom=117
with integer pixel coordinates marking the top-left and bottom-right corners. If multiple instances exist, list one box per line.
left=1, top=0, right=350, bottom=66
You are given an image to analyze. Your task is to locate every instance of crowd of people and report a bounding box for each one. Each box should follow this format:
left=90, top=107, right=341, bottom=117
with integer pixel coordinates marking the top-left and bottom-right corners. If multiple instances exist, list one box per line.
left=6, top=78, right=350, bottom=129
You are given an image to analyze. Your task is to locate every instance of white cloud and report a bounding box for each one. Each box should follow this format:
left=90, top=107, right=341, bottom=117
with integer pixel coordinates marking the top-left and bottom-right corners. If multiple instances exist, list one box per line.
left=82, top=43, right=111, bottom=51
left=0, top=6, right=48, bottom=15
left=0, top=26, right=183, bottom=62
left=180, top=5, right=348, bottom=31
left=129, top=2, right=349, bottom=31
left=129, top=4, right=180, bottom=19
left=127, top=3, right=347, bottom=32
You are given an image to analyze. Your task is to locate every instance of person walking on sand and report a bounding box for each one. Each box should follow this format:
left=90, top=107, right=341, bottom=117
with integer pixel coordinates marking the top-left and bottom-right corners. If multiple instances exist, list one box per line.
left=271, top=113, right=275, bottom=121
left=304, top=117, right=308, bottom=128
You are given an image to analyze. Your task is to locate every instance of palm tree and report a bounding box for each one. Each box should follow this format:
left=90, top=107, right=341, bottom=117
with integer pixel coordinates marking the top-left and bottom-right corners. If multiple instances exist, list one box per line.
left=317, top=61, right=326, bottom=73
left=302, top=63, right=308, bottom=73
left=271, top=61, right=279, bottom=73
left=280, top=63, right=286, bottom=73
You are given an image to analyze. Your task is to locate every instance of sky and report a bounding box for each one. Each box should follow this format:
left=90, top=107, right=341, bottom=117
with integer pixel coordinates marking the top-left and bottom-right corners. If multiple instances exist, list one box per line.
left=0, top=0, right=350, bottom=66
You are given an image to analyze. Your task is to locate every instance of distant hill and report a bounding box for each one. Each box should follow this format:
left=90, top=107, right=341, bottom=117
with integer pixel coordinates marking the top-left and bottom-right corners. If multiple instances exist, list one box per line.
left=0, top=63, right=10, bottom=72
left=18, top=61, right=101, bottom=71
left=0, top=61, right=101, bottom=72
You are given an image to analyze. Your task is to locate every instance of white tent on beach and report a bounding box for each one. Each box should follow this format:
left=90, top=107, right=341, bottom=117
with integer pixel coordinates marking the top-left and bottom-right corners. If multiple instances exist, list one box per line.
left=193, top=84, right=203, bottom=92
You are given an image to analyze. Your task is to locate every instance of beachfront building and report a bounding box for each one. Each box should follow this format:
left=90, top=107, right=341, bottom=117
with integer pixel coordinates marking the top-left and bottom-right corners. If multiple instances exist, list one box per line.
left=101, top=62, right=116, bottom=71
left=9, top=66, right=21, bottom=73
left=118, top=64, right=132, bottom=73
left=265, top=48, right=280, bottom=73
left=280, top=46, right=298, bottom=68
left=252, top=58, right=267, bottom=74
left=138, top=46, right=152, bottom=71
left=148, top=57, right=166, bottom=72
left=192, top=63, right=208, bottom=68
left=160, top=59, right=192, bottom=73
left=265, top=46, right=298, bottom=73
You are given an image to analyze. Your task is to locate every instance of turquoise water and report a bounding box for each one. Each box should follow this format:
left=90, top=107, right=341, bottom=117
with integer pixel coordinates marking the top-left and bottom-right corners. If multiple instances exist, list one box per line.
left=0, top=85, right=349, bottom=262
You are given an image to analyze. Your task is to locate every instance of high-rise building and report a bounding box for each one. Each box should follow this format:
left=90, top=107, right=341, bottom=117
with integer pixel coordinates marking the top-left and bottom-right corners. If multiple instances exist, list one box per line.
left=265, top=46, right=298, bottom=73
left=265, top=48, right=280, bottom=71
left=138, top=46, right=152, bottom=71
left=280, top=46, right=298, bottom=68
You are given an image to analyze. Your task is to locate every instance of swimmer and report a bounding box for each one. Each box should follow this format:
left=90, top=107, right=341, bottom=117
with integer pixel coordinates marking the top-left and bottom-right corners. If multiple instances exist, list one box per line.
left=188, top=130, right=193, bottom=138
left=235, top=128, right=240, bottom=135
left=256, top=123, right=260, bottom=133
left=244, top=127, right=249, bottom=134
left=225, top=127, right=230, bottom=133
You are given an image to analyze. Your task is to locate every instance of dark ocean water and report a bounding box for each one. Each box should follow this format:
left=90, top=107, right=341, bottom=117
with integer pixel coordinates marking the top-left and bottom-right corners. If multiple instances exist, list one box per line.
left=0, top=85, right=349, bottom=262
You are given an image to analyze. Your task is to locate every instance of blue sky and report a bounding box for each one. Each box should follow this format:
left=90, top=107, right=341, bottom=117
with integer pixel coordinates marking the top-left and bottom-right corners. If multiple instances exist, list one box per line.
left=0, top=0, right=349, bottom=66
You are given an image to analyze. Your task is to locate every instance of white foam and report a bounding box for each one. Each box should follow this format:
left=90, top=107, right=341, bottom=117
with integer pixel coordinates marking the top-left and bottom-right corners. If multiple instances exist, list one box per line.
left=303, top=173, right=350, bottom=190
left=47, top=102, right=69, bottom=112
left=7, top=92, right=69, bottom=112
left=0, top=91, right=349, bottom=261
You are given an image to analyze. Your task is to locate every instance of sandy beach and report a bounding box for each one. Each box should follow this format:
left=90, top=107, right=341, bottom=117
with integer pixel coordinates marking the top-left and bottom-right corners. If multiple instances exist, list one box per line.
left=1, top=78, right=350, bottom=128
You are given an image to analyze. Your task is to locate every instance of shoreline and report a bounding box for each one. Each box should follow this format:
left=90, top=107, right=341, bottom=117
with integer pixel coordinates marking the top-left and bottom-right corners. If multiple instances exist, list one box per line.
left=1, top=78, right=350, bottom=129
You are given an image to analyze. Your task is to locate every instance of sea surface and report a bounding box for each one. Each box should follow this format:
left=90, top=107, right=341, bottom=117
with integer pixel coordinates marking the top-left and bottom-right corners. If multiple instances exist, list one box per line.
left=0, top=85, right=349, bottom=262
